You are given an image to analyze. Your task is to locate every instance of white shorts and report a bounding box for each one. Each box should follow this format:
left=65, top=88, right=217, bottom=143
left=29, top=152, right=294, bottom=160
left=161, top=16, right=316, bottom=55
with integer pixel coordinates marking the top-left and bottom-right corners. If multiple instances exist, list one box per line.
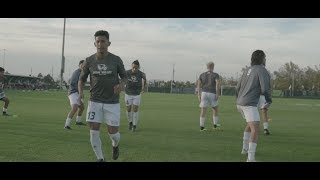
left=68, top=92, right=83, bottom=106
left=86, top=101, right=120, bottom=126
left=237, top=105, right=260, bottom=122
left=257, top=95, right=268, bottom=109
left=125, top=94, right=141, bottom=106
left=199, top=92, right=218, bottom=108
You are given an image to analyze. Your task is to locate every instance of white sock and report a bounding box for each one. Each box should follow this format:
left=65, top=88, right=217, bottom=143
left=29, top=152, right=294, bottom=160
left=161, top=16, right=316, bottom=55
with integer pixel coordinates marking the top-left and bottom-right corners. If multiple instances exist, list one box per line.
left=133, top=112, right=139, bottom=126
left=90, top=130, right=104, bottom=160
left=127, top=111, right=132, bottom=123
left=242, top=132, right=250, bottom=151
left=213, top=116, right=219, bottom=125
left=200, top=117, right=205, bottom=127
left=76, top=116, right=82, bottom=123
left=109, top=132, right=120, bottom=147
left=3, top=108, right=7, bottom=112
left=65, top=117, right=72, bottom=127
left=263, top=122, right=269, bottom=129
left=248, top=142, right=257, bottom=161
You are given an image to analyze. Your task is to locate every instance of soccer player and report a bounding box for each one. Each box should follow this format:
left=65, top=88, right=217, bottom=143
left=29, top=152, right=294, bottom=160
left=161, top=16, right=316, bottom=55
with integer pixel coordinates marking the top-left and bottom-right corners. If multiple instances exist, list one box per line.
left=197, top=62, right=221, bottom=131
left=236, top=50, right=272, bottom=162
left=64, top=60, right=85, bottom=130
left=0, top=67, right=10, bottom=116
left=78, top=30, right=126, bottom=162
left=125, top=60, right=146, bottom=132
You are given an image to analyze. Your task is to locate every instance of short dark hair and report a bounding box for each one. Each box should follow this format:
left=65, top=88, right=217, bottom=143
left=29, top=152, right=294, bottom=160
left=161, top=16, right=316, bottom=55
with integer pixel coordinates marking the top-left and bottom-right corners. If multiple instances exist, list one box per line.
left=0, top=67, right=4, bottom=72
left=251, top=50, right=265, bottom=66
left=79, top=60, right=84, bottom=65
left=94, top=30, right=109, bottom=39
left=132, top=60, right=140, bottom=66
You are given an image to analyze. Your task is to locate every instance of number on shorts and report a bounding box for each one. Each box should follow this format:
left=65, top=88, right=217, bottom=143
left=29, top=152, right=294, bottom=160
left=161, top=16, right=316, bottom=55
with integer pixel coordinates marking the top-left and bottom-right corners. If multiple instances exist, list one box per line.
left=88, top=112, right=95, bottom=120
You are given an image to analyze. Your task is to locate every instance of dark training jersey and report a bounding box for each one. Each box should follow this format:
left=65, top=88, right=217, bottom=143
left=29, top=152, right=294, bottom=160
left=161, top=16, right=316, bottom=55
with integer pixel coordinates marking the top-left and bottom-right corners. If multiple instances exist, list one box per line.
left=68, top=68, right=81, bottom=95
left=125, top=70, right=146, bottom=96
left=79, top=52, right=126, bottom=104
left=199, top=71, right=220, bottom=94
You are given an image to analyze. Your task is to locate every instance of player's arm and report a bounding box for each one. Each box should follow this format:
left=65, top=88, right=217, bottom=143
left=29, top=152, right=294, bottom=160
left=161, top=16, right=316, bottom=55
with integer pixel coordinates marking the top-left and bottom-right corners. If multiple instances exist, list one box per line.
left=236, top=72, right=244, bottom=98
left=215, top=75, right=221, bottom=100
left=197, top=78, right=202, bottom=101
left=259, top=69, right=272, bottom=108
left=115, top=58, right=127, bottom=94
left=78, top=60, right=89, bottom=99
left=141, top=73, right=147, bottom=93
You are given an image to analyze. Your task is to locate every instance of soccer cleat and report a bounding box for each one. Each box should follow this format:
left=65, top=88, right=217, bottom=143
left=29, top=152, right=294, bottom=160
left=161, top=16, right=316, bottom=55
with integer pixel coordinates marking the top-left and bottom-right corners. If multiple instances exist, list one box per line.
left=97, top=159, right=105, bottom=162
left=264, top=129, right=270, bottom=135
left=129, top=122, right=133, bottom=130
left=112, top=146, right=119, bottom=160
left=132, top=125, right=136, bottom=132
left=75, top=122, right=86, bottom=126
left=200, top=128, right=207, bottom=132
left=3, top=112, right=11, bottom=116
left=241, top=149, right=248, bottom=154
left=64, top=126, right=72, bottom=130
left=213, top=124, right=222, bottom=131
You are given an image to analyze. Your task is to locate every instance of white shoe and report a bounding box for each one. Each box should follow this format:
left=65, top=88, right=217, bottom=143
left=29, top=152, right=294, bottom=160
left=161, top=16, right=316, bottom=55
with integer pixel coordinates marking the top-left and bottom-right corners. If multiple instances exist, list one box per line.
left=241, top=149, right=248, bottom=154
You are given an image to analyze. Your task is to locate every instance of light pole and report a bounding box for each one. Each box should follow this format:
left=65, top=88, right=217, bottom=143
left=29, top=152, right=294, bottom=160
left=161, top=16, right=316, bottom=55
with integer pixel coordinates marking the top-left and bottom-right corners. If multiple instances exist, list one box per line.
left=60, top=18, right=66, bottom=90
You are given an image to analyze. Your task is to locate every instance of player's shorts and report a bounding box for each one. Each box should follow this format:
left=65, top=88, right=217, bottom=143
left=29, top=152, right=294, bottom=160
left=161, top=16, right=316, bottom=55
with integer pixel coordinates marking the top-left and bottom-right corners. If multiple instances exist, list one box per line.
left=68, top=92, right=83, bottom=106
left=86, top=101, right=120, bottom=127
left=125, top=94, right=141, bottom=106
left=199, top=92, right=218, bottom=108
left=0, top=92, right=5, bottom=100
left=237, top=105, right=260, bottom=122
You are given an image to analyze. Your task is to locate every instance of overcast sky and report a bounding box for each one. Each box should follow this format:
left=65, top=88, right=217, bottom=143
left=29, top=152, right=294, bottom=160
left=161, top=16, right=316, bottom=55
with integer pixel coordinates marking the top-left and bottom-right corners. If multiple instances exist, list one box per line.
left=0, top=18, right=319, bottom=82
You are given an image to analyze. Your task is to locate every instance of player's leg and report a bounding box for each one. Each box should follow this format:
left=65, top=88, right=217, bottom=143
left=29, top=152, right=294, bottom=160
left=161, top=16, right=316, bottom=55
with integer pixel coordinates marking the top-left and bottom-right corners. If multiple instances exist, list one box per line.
left=65, top=104, right=78, bottom=129
left=105, top=103, right=121, bottom=160
left=76, top=103, right=85, bottom=125
left=76, top=96, right=85, bottom=125
left=245, top=107, right=260, bottom=162
left=2, top=97, right=9, bottom=116
left=238, top=105, right=251, bottom=154
left=87, top=101, right=104, bottom=161
left=125, top=94, right=133, bottom=130
left=132, top=95, right=141, bottom=132
left=199, top=92, right=208, bottom=131
left=212, top=106, right=220, bottom=128
left=242, top=124, right=251, bottom=154
left=258, top=95, right=270, bottom=135
left=261, top=108, right=270, bottom=135
left=64, top=93, right=78, bottom=129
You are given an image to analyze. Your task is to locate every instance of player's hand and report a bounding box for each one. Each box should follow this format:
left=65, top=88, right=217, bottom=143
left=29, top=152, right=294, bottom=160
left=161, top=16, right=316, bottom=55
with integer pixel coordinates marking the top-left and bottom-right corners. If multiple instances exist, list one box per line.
left=114, top=84, right=121, bottom=95
left=79, top=93, right=84, bottom=102
left=262, top=103, right=271, bottom=109
left=141, top=90, right=144, bottom=94
left=215, top=95, right=219, bottom=101
left=198, top=94, right=201, bottom=102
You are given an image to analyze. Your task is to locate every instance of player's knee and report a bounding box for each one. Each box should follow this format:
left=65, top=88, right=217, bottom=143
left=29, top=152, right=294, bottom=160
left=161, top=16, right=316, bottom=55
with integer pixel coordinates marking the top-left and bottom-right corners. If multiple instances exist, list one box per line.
left=108, top=126, right=119, bottom=134
left=133, top=106, right=139, bottom=112
left=261, top=108, right=268, bottom=113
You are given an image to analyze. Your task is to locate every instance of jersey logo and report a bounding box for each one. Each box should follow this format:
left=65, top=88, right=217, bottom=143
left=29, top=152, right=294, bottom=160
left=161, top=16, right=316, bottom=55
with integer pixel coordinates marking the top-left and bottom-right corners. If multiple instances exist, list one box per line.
left=131, top=76, right=137, bottom=82
left=97, top=64, right=107, bottom=71
left=93, top=64, right=112, bottom=75
left=247, top=69, right=252, bottom=76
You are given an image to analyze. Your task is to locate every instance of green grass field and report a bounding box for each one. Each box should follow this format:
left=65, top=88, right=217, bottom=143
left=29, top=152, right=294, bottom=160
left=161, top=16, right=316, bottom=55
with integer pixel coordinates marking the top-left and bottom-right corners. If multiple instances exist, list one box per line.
left=0, top=90, right=320, bottom=162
